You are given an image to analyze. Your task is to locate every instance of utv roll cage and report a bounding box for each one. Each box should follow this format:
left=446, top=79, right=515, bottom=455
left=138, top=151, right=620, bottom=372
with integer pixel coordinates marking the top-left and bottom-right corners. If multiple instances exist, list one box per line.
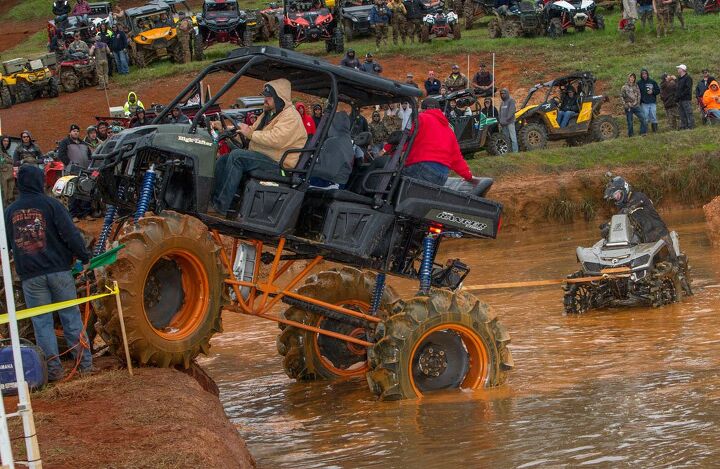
left=521, top=71, right=596, bottom=108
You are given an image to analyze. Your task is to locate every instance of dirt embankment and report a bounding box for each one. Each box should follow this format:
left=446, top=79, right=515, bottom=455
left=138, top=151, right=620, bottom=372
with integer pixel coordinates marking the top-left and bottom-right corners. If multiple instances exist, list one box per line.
left=703, top=196, right=720, bottom=245
left=4, top=357, right=255, bottom=468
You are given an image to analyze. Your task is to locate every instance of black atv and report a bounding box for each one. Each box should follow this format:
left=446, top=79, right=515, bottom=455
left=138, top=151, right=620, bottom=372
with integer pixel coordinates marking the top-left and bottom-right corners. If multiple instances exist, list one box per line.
left=69, top=46, right=512, bottom=401
left=340, top=0, right=374, bottom=40
left=280, top=0, right=344, bottom=52
left=423, top=89, right=509, bottom=157
left=198, top=0, right=258, bottom=49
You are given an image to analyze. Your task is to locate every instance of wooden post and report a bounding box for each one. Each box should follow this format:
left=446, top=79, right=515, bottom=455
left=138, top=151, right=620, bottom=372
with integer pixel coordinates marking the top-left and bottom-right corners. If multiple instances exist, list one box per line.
left=113, top=281, right=133, bottom=376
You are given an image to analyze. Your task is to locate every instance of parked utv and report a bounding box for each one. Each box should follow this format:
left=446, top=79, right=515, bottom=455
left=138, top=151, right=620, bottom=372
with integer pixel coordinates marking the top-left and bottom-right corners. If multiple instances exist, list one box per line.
left=341, top=0, right=374, bottom=40
left=279, top=0, right=344, bottom=52
left=124, top=2, right=186, bottom=67
left=514, top=72, right=619, bottom=151
left=0, top=58, right=60, bottom=103
left=488, top=0, right=545, bottom=38
left=67, top=46, right=512, bottom=401
left=257, top=2, right=284, bottom=40
left=421, top=9, right=462, bottom=41
left=198, top=0, right=258, bottom=49
left=423, top=88, right=509, bottom=157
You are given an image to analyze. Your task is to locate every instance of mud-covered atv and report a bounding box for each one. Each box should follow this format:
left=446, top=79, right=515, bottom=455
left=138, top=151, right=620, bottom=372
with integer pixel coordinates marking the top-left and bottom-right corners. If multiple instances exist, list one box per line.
left=488, top=0, right=545, bottom=38
left=70, top=46, right=512, bottom=400
left=198, top=0, right=257, bottom=49
left=58, top=51, right=97, bottom=93
left=544, top=0, right=605, bottom=37
left=564, top=214, right=692, bottom=314
left=420, top=10, right=462, bottom=41
left=515, top=71, right=619, bottom=151
left=0, top=58, right=60, bottom=104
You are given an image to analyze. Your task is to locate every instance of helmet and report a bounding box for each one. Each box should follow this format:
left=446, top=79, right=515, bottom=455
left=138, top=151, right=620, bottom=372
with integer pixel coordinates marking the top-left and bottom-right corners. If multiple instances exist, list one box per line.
left=604, top=176, right=631, bottom=207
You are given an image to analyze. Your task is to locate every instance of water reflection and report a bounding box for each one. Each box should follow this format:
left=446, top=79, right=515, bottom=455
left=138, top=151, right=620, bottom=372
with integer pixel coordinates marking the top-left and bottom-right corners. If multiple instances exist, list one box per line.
left=202, top=209, right=720, bottom=468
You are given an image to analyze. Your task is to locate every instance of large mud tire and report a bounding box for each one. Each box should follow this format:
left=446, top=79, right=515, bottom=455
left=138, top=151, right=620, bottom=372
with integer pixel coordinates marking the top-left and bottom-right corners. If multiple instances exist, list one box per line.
left=276, top=267, right=399, bottom=380
left=518, top=122, right=548, bottom=151
left=486, top=131, right=510, bottom=155
left=501, top=18, right=521, bottom=38
left=95, top=211, right=225, bottom=368
left=344, top=19, right=354, bottom=41
left=563, top=271, right=593, bottom=314
left=47, top=77, right=60, bottom=98
left=0, top=85, right=11, bottom=108
left=193, top=34, right=205, bottom=61
left=367, top=289, right=513, bottom=400
left=591, top=115, right=619, bottom=141
left=60, top=70, right=79, bottom=93
left=488, top=18, right=502, bottom=38
left=548, top=17, right=563, bottom=38
left=242, top=29, right=253, bottom=47
left=420, top=24, right=431, bottom=42
left=452, top=22, right=462, bottom=39
left=133, top=49, right=148, bottom=68
left=453, top=0, right=464, bottom=17
left=14, top=81, right=33, bottom=103
left=280, top=33, right=295, bottom=50
left=171, top=44, right=184, bottom=64
left=465, top=2, right=476, bottom=29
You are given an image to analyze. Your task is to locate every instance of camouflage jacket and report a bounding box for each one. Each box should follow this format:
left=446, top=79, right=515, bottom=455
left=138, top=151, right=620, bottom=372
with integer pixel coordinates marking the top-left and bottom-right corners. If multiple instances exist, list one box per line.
left=444, top=73, right=468, bottom=92
left=369, top=120, right=389, bottom=144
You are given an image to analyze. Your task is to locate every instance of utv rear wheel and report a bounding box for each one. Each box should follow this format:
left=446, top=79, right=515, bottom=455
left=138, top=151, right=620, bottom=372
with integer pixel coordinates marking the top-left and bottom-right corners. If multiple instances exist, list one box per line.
left=367, top=289, right=513, bottom=400
left=280, top=32, right=295, bottom=49
left=519, top=122, right=548, bottom=151
left=14, top=81, right=33, bottom=103
left=47, top=77, right=60, bottom=98
left=133, top=49, right=148, bottom=68
left=486, top=131, right=510, bottom=155
left=420, top=24, right=430, bottom=42
left=0, top=85, right=11, bottom=108
left=95, top=211, right=225, bottom=368
left=277, top=267, right=399, bottom=380
left=333, top=28, right=344, bottom=53
left=488, top=18, right=501, bottom=38
left=591, top=115, right=619, bottom=141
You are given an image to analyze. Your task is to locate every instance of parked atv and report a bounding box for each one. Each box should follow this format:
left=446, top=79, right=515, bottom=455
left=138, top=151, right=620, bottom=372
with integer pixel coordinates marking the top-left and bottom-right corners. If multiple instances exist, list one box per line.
left=198, top=0, right=257, bottom=49
left=58, top=51, right=97, bottom=93
left=280, top=0, right=344, bottom=52
left=67, top=46, right=512, bottom=401
left=544, top=0, right=605, bottom=37
left=423, top=89, right=509, bottom=156
left=692, top=0, right=720, bottom=13
left=421, top=9, right=461, bottom=41
left=564, top=214, right=692, bottom=314
left=514, top=72, right=619, bottom=151
left=257, top=2, right=284, bottom=40
left=488, top=0, right=545, bottom=38
left=341, top=0, right=374, bottom=40
left=0, top=58, right=60, bottom=104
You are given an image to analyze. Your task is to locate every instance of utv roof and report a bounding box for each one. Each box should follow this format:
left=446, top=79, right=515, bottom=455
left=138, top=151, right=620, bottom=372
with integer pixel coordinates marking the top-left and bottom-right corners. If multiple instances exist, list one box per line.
left=219, top=46, right=422, bottom=105
left=125, top=2, right=171, bottom=16
left=529, top=71, right=595, bottom=91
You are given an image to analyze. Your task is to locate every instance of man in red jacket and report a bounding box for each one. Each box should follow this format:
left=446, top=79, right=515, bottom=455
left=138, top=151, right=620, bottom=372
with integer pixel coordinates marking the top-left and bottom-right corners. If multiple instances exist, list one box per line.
left=402, top=102, right=474, bottom=186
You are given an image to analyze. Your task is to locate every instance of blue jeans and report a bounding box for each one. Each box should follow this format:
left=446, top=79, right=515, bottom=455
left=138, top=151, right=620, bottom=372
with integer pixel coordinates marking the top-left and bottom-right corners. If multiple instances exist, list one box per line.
left=501, top=123, right=518, bottom=152
left=641, top=102, right=657, bottom=124
left=402, top=162, right=449, bottom=186
left=708, top=109, right=720, bottom=119
left=625, top=106, right=647, bottom=136
left=113, top=50, right=129, bottom=74
left=22, top=271, right=92, bottom=377
left=212, top=149, right=279, bottom=214
left=558, top=110, right=578, bottom=128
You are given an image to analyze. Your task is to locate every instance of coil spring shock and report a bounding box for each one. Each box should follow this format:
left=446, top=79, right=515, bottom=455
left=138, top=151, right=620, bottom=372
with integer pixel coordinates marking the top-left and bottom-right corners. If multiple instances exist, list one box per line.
left=370, top=272, right=386, bottom=316
left=94, top=186, right=125, bottom=256
left=418, top=234, right=437, bottom=296
left=134, top=165, right=156, bottom=224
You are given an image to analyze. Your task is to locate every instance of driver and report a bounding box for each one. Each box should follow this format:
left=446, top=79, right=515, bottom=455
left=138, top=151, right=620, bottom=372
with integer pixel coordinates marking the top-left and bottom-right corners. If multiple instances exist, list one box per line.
left=211, top=79, right=307, bottom=215
left=604, top=176, right=673, bottom=251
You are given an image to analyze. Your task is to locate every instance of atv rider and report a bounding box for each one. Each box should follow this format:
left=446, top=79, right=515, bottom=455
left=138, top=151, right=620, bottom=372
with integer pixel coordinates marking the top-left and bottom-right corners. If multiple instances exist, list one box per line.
left=603, top=176, right=675, bottom=259
left=212, top=79, right=307, bottom=215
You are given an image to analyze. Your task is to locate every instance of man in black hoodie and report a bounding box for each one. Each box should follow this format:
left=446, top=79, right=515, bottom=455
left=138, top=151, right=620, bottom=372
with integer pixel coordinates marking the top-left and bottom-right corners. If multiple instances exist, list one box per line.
left=4, top=165, right=92, bottom=381
left=340, top=49, right=361, bottom=69
left=638, top=69, right=660, bottom=132
left=675, top=64, right=694, bottom=129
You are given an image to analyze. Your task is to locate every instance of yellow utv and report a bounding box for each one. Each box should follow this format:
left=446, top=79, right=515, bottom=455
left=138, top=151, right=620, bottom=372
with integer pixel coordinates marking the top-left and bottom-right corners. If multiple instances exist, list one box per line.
left=514, top=72, right=619, bottom=151
left=123, top=1, right=185, bottom=67
left=1, top=58, right=59, bottom=105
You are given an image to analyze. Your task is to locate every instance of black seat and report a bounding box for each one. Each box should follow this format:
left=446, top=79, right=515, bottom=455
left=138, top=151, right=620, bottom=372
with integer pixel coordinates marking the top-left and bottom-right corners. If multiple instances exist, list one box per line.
left=444, top=176, right=494, bottom=197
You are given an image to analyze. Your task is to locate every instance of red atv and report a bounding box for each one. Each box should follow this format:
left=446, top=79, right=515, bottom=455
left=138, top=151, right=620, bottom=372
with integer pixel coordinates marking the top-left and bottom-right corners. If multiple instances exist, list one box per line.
left=279, top=0, right=344, bottom=52
left=692, top=0, right=720, bottom=13
left=58, top=51, right=98, bottom=93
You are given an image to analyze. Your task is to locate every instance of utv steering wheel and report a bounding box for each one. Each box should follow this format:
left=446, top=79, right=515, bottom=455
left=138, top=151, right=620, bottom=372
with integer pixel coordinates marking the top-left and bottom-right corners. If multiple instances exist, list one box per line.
left=217, top=112, right=250, bottom=149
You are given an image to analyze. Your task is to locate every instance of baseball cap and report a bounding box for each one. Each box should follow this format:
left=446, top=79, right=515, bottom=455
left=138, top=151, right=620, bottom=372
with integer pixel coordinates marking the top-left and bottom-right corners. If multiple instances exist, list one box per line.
left=366, top=52, right=373, bottom=58
left=406, top=73, right=413, bottom=78
left=676, top=64, right=687, bottom=71
left=69, top=124, right=80, bottom=131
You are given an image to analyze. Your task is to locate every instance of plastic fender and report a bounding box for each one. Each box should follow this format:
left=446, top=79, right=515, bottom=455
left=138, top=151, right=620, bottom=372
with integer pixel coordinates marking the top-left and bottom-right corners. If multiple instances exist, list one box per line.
left=577, top=101, right=593, bottom=123
left=546, top=109, right=560, bottom=128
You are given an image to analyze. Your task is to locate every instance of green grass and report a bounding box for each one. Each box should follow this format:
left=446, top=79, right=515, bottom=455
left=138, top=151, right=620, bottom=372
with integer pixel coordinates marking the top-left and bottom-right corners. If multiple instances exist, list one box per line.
left=0, top=31, right=48, bottom=60
left=466, top=125, right=720, bottom=178
left=2, top=0, right=54, bottom=21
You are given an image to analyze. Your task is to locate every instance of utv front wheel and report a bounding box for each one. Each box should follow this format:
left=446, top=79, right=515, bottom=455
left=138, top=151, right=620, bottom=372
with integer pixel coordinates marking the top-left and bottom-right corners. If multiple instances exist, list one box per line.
left=95, top=211, right=225, bottom=368
left=518, top=122, right=548, bottom=151
left=367, top=289, right=512, bottom=400
left=277, top=267, right=399, bottom=380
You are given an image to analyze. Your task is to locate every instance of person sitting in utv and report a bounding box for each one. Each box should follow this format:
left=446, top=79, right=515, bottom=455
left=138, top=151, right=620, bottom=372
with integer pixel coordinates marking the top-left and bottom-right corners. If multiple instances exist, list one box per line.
left=603, top=176, right=673, bottom=255
left=557, top=86, right=580, bottom=128
left=402, top=101, right=474, bottom=186
left=309, top=112, right=354, bottom=189
left=212, top=78, right=307, bottom=215
left=165, top=106, right=190, bottom=124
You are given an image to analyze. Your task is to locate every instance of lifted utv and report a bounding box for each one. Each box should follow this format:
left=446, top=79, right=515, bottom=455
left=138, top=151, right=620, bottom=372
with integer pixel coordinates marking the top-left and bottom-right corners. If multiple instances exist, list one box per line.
left=198, top=0, right=258, bottom=49
left=75, top=46, right=512, bottom=400
left=124, top=2, right=187, bottom=67
left=280, top=0, right=344, bottom=52
left=514, top=72, right=619, bottom=151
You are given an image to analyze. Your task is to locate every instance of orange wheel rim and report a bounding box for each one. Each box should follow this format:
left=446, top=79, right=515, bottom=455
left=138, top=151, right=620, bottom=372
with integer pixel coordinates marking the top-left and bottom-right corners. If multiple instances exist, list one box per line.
left=142, top=249, right=209, bottom=341
left=408, top=323, right=489, bottom=397
left=312, top=300, right=371, bottom=377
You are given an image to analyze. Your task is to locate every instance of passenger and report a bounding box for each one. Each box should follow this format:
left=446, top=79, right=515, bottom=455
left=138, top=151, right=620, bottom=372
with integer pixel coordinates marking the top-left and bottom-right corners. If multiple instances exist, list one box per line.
left=456, top=98, right=473, bottom=117
left=604, top=176, right=671, bottom=246
left=68, top=31, right=89, bottom=55
left=212, top=79, right=307, bottom=215
left=130, top=107, right=149, bottom=128
left=309, top=112, right=355, bottom=189
left=557, top=86, right=580, bottom=128
left=402, top=101, right=474, bottom=186
left=166, top=106, right=190, bottom=124
left=480, top=97, right=499, bottom=118
left=295, top=102, right=316, bottom=137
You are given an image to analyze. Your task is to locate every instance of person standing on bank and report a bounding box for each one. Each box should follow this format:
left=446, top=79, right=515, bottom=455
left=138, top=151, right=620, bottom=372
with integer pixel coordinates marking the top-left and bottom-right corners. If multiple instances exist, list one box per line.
left=675, top=64, right=694, bottom=129
left=499, top=88, right=518, bottom=152
left=4, top=165, right=93, bottom=382
left=638, top=68, right=660, bottom=132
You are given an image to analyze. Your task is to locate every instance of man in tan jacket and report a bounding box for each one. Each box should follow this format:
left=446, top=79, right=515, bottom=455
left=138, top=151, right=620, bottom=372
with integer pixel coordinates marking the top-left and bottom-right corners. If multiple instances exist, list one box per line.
left=212, top=78, right=307, bottom=215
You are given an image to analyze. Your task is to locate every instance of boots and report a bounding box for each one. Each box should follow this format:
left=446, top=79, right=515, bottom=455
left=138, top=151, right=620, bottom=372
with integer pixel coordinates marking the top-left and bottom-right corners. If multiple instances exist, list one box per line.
left=652, top=123, right=658, bottom=132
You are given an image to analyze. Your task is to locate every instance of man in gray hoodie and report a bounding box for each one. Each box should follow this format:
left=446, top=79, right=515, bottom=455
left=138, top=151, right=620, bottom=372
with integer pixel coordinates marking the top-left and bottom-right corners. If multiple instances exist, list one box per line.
left=499, top=88, right=518, bottom=153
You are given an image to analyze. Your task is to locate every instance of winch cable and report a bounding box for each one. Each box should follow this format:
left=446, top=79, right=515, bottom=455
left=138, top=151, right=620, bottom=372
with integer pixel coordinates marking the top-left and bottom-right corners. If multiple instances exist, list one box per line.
left=464, top=267, right=632, bottom=291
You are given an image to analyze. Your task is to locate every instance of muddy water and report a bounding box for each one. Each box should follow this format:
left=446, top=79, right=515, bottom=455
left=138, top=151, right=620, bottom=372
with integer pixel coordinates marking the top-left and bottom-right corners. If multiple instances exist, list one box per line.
left=201, top=208, right=720, bottom=468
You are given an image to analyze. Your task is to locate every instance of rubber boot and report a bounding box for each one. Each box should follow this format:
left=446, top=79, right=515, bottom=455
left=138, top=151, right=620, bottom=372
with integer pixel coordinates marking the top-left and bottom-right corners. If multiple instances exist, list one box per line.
left=652, top=123, right=658, bottom=132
